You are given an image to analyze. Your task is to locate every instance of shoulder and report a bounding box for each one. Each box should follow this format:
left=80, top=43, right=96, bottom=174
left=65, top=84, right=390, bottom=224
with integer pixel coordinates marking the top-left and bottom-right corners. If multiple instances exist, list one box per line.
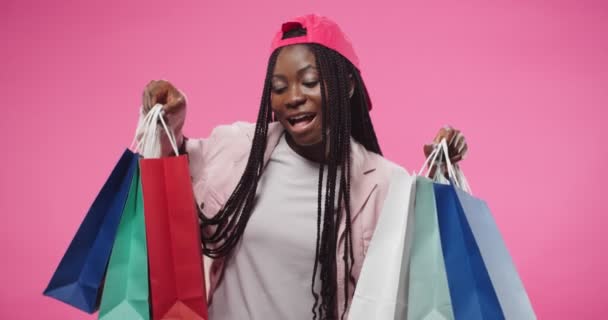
left=349, top=140, right=410, bottom=222
left=370, top=152, right=409, bottom=183
left=206, top=121, right=283, bottom=142
left=187, top=121, right=284, bottom=170
left=208, top=121, right=256, bottom=141
left=196, top=121, right=257, bottom=155
left=352, top=140, right=410, bottom=188
left=185, top=121, right=256, bottom=177
left=367, top=153, right=411, bottom=213
left=352, top=141, right=413, bottom=211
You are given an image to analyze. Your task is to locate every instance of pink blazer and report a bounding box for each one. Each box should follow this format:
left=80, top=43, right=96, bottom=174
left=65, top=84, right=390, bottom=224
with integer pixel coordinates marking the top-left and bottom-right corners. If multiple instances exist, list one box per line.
left=155, top=109, right=408, bottom=316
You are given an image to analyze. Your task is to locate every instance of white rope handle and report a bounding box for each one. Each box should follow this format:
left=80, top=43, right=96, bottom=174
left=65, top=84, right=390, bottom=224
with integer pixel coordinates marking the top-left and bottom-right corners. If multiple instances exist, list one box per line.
left=439, top=138, right=474, bottom=194
left=131, top=104, right=179, bottom=158
left=417, top=138, right=456, bottom=179
left=418, top=144, right=441, bottom=177
left=439, top=138, right=457, bottom=180
left=453, top=163, right=473, bottom=194
left=158, top=109, right=180, bottom=156
left=417, top=138, right=473, bottom=194
left=129, top=106, right=156, bottom=151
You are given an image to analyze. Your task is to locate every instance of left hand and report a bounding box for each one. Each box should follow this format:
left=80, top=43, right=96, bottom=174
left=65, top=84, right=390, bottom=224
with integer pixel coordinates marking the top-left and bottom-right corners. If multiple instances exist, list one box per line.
left=423, top=126, right=468, bottom=163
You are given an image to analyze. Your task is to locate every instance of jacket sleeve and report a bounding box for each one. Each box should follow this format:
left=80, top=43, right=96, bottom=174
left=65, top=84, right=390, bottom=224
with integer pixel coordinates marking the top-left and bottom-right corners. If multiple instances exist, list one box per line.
left=189, top=122, right=253, bottom=191
left=185, top=122, right=254, bottom=242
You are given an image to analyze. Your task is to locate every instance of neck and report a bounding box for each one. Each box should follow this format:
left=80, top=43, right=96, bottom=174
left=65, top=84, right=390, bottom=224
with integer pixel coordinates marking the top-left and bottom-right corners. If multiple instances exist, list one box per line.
left=285, top=134, right=327, bottom=163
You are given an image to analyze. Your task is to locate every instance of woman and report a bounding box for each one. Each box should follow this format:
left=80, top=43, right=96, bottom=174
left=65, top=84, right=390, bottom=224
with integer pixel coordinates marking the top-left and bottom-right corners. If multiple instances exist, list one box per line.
left=140, top=14, right=467, bottom=320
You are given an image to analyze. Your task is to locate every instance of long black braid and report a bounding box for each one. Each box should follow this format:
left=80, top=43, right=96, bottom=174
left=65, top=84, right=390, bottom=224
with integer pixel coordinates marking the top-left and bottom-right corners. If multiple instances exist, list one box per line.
left=200, top=28, right=382, bottom=320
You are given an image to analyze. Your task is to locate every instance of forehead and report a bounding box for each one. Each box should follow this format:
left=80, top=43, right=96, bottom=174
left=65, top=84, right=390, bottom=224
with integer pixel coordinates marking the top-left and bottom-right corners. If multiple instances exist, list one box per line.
left=273, top=44, right=317, bottom=74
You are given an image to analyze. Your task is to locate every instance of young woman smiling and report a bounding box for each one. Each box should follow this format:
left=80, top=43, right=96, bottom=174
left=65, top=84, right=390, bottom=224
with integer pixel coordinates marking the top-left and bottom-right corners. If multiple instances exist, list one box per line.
left=139, top=14, right=468, bottom=320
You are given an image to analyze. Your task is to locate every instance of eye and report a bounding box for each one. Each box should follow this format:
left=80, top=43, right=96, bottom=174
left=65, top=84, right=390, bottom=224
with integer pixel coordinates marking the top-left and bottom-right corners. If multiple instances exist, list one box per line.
left=303, top=80, right=319, bottom=88
left=272, top=86, right=287, bottom=94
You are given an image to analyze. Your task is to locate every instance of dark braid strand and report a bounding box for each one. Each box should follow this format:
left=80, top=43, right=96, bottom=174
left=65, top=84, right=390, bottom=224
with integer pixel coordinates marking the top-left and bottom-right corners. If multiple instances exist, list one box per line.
left=200, top=35, right=382, bottom=320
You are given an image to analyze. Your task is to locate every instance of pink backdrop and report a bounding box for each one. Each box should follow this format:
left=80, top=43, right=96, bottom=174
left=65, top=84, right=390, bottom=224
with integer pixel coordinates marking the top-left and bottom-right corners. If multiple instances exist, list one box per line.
left=2, top=0, right=607, bottom=318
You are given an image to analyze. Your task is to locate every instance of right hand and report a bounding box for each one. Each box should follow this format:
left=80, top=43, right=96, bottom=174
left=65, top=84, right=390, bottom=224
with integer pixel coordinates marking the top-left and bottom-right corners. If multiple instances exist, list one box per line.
left=142, top=80, right=186, bottom=115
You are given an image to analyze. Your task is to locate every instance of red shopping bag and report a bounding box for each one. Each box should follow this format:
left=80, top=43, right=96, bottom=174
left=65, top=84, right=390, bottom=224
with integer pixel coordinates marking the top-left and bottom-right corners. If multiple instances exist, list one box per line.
left=140, top=155, right=208, bottom=319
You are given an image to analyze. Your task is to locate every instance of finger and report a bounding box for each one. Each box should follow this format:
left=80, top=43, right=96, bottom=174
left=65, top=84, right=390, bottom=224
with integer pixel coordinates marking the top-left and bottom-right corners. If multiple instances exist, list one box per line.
left=451, top=145, right=468, bottom=162
left=423, top=144, right=435, bottom=158
left=449, top=130, right=461, bottom=146
left=154, top=84, right=169, bottom=107
left=144, top=87, right=153, bottom=113
left=432, top=127, right=444, bottom=144
left=433, top=127, right=450, bottom=144
left=457, top=136, right=467, bottom=154
left=144, top=81, right=159, bottom=111
left=450, top=154, right=463, bottom=163
left=142, top=90, right=149, bottom=112
left=150, top=81, right=162, bottom=108
left=451, top=133, right=463, bottom=152
left=460, top=144, right=468, bottom=158
left=165, top=91, right=185, bottom=113
left=445, top=128, right=458, bottom=146
left=453, top=134, right=467, bottom=159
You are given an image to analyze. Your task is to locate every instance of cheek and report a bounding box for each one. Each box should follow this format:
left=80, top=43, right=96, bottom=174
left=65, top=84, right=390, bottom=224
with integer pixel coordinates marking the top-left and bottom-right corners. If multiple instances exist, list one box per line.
left=270, top=96, right=282, bottom=115
left=305, top=88, right=323, bottom=112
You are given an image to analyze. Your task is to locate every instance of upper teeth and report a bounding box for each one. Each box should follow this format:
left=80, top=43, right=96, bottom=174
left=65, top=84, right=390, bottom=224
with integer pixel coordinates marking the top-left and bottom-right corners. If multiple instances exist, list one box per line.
left=290, top=114, right=311, bottom=120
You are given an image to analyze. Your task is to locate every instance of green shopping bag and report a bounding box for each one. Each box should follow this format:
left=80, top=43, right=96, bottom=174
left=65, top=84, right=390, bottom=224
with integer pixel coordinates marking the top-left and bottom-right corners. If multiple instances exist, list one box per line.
left=407, top=177, right=454, bottom=319
left=98, top=162, right=150, bottom=320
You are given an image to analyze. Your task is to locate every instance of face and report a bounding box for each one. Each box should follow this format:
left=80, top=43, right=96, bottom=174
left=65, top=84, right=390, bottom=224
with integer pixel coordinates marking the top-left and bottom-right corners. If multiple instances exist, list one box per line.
left=271, top=45, right=323, bottom=146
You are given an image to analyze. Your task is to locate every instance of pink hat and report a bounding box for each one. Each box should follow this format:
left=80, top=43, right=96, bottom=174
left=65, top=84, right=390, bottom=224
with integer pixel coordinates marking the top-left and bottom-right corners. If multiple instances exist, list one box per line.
left=270, top=14, right=372, bottom=110
left=270, top=14, right=360, bottom=69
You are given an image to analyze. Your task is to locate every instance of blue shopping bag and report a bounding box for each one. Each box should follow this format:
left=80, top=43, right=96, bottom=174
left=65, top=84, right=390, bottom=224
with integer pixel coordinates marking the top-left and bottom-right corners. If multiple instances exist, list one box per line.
left=453, top=186, right=536, bottom=319
left=43, top=149, right=138, bottom=313
left=434, top=181, right=504, bottom=320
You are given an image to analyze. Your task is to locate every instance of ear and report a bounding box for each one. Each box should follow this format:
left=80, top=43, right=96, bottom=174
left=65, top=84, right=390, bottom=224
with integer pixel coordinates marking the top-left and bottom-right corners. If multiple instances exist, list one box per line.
left=349, top=74, right=355, bottom=98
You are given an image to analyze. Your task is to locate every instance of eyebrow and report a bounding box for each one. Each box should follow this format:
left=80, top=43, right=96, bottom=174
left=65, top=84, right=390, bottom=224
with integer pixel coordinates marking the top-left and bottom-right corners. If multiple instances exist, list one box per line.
left=272, top=64, right=318, bottom=80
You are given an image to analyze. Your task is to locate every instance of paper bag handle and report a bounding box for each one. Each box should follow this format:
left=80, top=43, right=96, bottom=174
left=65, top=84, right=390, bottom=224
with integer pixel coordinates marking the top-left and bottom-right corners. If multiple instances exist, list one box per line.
left=131, top=104, right=180, bottom=157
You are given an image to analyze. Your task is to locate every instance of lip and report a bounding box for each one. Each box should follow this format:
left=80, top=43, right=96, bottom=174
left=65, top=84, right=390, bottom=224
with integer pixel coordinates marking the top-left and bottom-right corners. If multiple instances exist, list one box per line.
left=286, top=111, right=316, bottom=120
left=285, top=112, right=318, bottom=134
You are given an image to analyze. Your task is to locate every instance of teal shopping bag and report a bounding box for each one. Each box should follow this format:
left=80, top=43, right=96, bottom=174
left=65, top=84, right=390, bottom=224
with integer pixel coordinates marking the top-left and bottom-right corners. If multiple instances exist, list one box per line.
left=99, top=161, right=150, bottom=320
left=407, top=177, right=454, bottom=319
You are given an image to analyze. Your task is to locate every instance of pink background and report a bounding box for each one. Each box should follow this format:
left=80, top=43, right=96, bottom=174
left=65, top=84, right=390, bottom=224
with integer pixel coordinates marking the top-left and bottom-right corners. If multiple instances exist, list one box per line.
left=1, top=0, right=607, bottom=318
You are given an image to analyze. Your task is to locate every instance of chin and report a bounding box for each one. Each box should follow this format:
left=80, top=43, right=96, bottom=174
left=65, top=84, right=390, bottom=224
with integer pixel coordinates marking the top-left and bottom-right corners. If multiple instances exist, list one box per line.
left=277, top=120, right=318, bottom=145
left=294, top=138, right=322, bottom=146
left=289, top=132, right=321, bottom=147
left=288, top=131, right=322, bottom=147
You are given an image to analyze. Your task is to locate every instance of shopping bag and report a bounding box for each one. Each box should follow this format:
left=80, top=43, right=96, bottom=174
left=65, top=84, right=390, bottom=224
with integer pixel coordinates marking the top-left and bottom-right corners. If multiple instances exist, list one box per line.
left=140, top=155, right=208, bottom=319
left=348, top=165, right=415, bottom=320
left=434, top=182, right=504, bottom=320
left=452, top=170, right=536, bottom=319
left=44, top=149, right=138, bottom=313
left=407, top=177, right=454, bottom=320
left=427, top=140, right=504, bottom=320
left=98, top=162, right=151, bottom=320
left=138, top=104, right=208, bottom=320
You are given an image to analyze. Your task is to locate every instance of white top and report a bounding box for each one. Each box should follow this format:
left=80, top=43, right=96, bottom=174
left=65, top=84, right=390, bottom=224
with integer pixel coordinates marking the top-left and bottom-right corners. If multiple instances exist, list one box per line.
left=209, top=134, right=329, bottom=320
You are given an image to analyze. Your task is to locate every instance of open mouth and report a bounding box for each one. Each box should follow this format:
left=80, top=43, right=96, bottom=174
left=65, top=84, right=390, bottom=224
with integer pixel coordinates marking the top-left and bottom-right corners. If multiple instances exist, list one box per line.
left=287, top=113, right=317, bottom=129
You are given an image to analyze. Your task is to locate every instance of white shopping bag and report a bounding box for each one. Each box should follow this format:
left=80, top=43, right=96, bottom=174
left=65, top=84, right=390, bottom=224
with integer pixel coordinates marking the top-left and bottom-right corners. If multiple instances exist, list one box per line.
left=349, top=165, right=416, bottom=320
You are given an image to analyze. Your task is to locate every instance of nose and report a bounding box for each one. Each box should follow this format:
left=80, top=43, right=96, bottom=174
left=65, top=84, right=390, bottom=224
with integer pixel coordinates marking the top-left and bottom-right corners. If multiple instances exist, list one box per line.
left=285, top=85, right=306, bottom=109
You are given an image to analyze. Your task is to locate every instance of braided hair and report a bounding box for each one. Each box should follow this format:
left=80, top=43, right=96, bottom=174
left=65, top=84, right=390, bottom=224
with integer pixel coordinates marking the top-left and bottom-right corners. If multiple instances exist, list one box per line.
left=200, top=27, right=382, bottom=320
